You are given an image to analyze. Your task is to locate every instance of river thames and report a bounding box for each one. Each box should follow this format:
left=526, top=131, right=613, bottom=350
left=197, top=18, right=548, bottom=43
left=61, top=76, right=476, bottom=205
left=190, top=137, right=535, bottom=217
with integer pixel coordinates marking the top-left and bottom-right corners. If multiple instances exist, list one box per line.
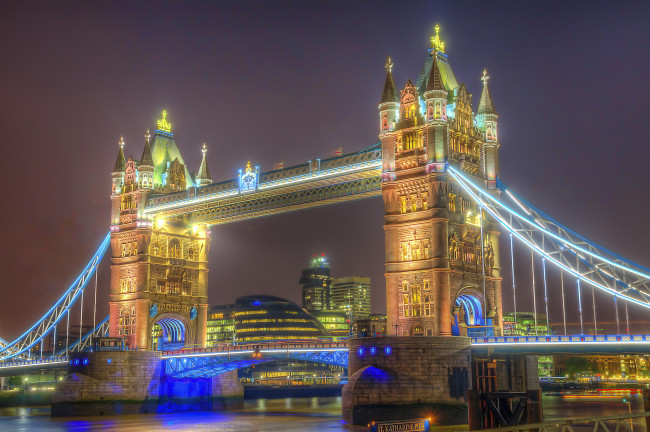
left=0, top=391, right=646, bottom=431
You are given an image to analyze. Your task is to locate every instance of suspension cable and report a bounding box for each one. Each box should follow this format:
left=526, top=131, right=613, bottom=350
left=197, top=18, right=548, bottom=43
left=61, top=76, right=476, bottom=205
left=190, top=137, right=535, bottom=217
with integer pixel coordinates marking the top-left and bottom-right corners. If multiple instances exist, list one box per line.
left=79, top=289, right=84, bottom=345
left=510, top=232, right=517, bottom=328
left=93, top=265, right=98, bottom=348
left=613, top=269, right=620, bottom=334
left=531, top=249, right=537, bottom=336
left=560, top=269, right=567, bottom=336
left=66, top=309, right=70, bottom=357
left=592, top=286, right=597, bottom=335
left=576, top=255, right=584, bottom=335
left=52, top=323, right=57, bottom=357
left=542, top=257, right=550, bottom=335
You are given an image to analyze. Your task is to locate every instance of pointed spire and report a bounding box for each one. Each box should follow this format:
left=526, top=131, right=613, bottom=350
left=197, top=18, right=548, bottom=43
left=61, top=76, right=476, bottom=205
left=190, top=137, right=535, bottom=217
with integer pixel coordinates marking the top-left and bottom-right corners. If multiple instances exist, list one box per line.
left=426, top=55, right=445, bottom=92
left=477, top=69, right=497, bottom=115
left=113, top=136, right=126, bottom=172
left=196, top=143, right=211, bottom=186
left=140, top=129, right=154, bottom=166
left=380, top=57, right=398, bottom=104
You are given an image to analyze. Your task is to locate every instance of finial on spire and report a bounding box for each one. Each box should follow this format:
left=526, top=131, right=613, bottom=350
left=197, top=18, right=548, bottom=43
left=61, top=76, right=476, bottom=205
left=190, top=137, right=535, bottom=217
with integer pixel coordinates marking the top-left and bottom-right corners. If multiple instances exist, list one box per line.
left=119, top=136, right=125, bottom=149
left=202, top=143, right=207, bottom=156
left=481, top=69, right=490, bottom=86
left=430, top=24, right=445, bottom=53
left=156, top=110, right=172, bottom=132
left=245, top=160, right=252, bottom=173
left=145, top=129, right=151, bottom=143
left=385, top=56, right=393, bottom=73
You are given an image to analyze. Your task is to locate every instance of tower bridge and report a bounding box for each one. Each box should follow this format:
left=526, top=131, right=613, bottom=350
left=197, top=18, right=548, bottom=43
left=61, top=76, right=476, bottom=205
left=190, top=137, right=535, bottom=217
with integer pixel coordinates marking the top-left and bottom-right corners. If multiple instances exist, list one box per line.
left=1, top=24, right=650, bottom=426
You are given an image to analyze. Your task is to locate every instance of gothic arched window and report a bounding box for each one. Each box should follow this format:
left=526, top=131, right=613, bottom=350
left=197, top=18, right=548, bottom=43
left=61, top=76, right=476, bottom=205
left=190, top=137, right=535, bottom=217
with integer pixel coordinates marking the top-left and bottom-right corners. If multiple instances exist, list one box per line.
left=169, top=239, right=181, bottom=258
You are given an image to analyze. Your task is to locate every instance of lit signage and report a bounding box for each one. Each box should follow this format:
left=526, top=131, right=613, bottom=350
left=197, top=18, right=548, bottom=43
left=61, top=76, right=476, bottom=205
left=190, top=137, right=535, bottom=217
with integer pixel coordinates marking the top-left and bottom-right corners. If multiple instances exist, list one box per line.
left=369, top=418, right=430, bottom=432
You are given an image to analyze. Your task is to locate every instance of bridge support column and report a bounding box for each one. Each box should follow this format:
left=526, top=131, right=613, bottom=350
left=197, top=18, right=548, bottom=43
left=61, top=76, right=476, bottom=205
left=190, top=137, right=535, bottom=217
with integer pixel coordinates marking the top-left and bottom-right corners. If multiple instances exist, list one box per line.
left=51, top=351, right=243, bottom=416
left=343, top=336, right=471, bottom=426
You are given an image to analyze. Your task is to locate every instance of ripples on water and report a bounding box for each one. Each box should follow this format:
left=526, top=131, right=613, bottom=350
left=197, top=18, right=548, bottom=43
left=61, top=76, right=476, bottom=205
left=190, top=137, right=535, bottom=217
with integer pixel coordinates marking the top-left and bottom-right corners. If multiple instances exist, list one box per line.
left=0, top=392, right=646, bottom=431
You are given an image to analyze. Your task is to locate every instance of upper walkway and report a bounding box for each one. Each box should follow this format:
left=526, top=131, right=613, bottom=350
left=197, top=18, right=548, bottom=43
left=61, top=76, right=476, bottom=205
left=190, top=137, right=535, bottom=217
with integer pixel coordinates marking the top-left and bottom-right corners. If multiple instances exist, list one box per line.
left=142, top=145, right=382, bottom=225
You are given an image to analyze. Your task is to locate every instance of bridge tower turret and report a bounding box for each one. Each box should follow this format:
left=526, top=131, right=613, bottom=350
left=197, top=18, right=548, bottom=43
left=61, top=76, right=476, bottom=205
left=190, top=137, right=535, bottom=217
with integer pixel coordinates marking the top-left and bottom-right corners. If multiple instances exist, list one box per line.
left=195, top=143, right=212, bottom=187
left=379, top=57, right=399, bottom=174
left=380, top=25, right=503, bottom=338
left=476, top=69, right=499, bottom=189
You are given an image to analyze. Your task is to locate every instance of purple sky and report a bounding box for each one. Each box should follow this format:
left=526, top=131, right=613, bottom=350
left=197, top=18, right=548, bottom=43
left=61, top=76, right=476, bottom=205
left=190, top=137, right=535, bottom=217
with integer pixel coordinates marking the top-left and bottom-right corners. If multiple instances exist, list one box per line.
left=1, top=1, right=649, bottom=339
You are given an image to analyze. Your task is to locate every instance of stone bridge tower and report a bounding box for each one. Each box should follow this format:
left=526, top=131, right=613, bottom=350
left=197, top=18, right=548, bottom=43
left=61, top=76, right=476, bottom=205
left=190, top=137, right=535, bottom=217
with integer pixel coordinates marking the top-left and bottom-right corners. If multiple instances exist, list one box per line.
left=380, top=26, right=503, bottom=338
left=109, top=112, right=211, bottom=350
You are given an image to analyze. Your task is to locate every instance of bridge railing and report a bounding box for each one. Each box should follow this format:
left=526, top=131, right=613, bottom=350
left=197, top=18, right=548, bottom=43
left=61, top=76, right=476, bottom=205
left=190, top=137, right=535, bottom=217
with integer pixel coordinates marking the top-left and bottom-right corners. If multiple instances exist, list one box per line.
left=478, top=411, right=649, bottom=432
left=0, top=356, right=69, bottom=369
left=162, top=340, right=348, bottom=357
left=471, top=334, right=650, bottom=344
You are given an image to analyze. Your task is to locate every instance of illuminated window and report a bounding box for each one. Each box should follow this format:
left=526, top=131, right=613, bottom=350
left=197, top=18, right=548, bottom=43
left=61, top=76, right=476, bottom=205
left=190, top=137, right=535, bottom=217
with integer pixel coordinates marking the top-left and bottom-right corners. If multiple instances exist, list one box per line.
left=169, top=239, right=181, bottom=258
left=410, top=194, right=418, bottom=212
left=421, top=193, right=428, bottom=210
left=399, top=196, right=407, bottom=214
left=448, top=193, right=456, bottom=212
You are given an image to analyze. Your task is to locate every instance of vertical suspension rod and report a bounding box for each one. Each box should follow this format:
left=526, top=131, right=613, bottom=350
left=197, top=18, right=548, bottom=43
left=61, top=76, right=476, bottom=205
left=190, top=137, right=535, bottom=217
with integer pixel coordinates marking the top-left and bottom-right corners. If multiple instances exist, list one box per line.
left=509, top=233, right=517, bottom=328
left=576, top=253, right=584, bottom=335
left=542, top=257, right=550, bottom=335
left=79, top=289, right=84, bottom=344
left=592, top=286, right=597, bottom=335
left=93, top=267, right=98, bottom=348
left=613, top=269, right=620, bottom=334
left=560, top=269, right=567, bottom=336
left=66, top=309, right=70, bottom=357
left=531, top=249, right=537, bottom=336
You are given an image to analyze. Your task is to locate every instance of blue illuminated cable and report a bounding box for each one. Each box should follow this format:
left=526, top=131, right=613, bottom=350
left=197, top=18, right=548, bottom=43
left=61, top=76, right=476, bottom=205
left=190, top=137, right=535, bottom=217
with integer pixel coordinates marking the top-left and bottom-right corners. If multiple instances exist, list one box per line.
left=510, top=233, right=517, bottom=326
left=455, top=166, right=650, bottom=280
left=446, top=165, right=650, bottom=309
left=0, top=233, right=110, bottom=356
left=499, top=181, right=650, bottom=275
left=577, top=278, right=584, bottom=335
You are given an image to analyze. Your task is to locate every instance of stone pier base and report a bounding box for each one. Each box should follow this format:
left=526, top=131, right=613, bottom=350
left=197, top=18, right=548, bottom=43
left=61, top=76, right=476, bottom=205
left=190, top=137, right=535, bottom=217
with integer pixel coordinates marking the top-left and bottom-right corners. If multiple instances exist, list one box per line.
left=51, top=351, right=243, bottom=416
left=343, top=336, right=472, bottom=426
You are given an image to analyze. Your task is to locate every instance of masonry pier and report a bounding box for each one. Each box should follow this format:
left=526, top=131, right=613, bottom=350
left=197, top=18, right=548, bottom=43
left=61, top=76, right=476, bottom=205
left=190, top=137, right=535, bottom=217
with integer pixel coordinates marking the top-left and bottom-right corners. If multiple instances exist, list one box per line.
left=51, top=351, right=243, bottom=417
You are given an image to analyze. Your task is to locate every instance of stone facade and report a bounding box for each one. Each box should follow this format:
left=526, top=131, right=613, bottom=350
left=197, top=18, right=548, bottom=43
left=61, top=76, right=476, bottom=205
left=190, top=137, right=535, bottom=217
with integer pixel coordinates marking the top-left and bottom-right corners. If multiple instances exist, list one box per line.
left=109, top=123, right=210, bottom=351
left=343, top=336, right=472, bottom=425
left=51, top=351, right=243, bottom=416
left=380, top=27, right=503, bottom=338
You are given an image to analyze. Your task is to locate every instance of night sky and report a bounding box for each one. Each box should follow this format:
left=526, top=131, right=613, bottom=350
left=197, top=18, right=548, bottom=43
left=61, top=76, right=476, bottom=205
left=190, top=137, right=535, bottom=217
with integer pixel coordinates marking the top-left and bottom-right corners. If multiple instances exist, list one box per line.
left=1, top=1, right=649, bottom=339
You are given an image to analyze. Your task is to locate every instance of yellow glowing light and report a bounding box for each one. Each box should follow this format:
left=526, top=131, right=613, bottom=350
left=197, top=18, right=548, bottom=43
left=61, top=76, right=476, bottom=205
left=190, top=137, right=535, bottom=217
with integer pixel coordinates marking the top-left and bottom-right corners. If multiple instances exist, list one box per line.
left=156, top=218, right=165, bottom=229
left=192, top=224, right=200, bottom=235
left=431, top=24, right=445, bottom=53
left=157, top=110, right=172, bottom=132
left=466, top=211, right=481, bottom=226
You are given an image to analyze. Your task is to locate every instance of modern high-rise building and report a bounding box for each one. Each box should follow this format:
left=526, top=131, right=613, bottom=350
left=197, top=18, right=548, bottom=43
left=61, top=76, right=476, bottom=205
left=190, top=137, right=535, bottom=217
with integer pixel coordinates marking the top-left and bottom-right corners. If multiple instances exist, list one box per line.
left=331, top=276, right=371, bottom=322
left=299, top=254, right=332, bottom=311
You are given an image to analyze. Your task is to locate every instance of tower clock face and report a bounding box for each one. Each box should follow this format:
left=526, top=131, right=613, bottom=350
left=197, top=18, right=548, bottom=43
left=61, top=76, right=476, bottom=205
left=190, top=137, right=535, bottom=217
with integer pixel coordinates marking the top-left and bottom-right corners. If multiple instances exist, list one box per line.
left=242, top=173, right=256, bottom=191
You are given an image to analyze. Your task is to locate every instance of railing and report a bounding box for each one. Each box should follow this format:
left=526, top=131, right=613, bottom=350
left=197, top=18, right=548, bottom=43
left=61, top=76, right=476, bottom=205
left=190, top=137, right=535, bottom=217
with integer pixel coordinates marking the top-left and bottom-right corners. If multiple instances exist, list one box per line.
left=162, top=340, right=348, bottom=357
left=479, top=411, right=649, bottom=432
left=0, top=356, right=69, bottom=369
left=471, top=334, right=650, bottom=344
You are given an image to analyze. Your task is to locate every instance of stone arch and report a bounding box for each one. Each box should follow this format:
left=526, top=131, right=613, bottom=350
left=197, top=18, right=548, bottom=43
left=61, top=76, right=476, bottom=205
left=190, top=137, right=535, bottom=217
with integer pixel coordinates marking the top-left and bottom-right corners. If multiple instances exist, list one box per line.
left=451, top=286, right=490, bottom=337
left=151, top=313, right=193, bottom=351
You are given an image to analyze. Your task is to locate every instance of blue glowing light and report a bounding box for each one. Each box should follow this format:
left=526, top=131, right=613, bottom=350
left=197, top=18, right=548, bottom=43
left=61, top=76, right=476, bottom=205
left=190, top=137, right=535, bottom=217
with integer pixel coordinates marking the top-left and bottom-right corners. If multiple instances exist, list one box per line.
left=384, top=346, right=392, bottom=356
left=82, top=358, right=89, bottom=366
left=107, top=359, right=112, bottom=364
left=357, top=347, right=365, bottom=356
left=252, top=301, right=261, bottom=306
left=370, top=347, right=377, bottom=355
left=72, top=359, right=80, bottom=366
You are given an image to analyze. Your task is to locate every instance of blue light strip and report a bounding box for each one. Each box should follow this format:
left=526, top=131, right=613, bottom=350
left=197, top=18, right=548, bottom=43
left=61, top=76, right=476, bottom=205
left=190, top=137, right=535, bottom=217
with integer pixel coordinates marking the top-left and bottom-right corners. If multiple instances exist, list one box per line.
left=0, top=233, right=111, bottom=359
left=144, top=158, right=381, bottom=214
left=499, top=181, right=650, bottom=275
left=445, top=165, right=650, bottom=309
left=452, top=166, right=650, bottom=281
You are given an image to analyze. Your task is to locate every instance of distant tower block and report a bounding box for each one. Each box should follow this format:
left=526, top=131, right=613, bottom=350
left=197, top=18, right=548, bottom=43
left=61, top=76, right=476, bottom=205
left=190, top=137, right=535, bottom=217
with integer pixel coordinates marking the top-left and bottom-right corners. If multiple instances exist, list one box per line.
left=380, top=25, right=503, bottom=338
left=108, top=111, right=210, bottom=350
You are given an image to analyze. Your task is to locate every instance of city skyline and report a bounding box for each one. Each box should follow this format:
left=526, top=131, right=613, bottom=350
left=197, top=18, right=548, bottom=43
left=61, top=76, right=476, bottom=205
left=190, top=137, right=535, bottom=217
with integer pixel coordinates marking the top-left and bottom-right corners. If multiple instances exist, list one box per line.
left=1, top=1, right=650, bottom=339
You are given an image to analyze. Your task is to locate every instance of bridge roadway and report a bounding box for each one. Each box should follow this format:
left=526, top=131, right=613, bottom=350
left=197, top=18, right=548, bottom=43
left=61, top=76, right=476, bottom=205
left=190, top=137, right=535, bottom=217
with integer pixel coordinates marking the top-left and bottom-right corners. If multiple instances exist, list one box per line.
left=4, top=335, right=650, bottom=376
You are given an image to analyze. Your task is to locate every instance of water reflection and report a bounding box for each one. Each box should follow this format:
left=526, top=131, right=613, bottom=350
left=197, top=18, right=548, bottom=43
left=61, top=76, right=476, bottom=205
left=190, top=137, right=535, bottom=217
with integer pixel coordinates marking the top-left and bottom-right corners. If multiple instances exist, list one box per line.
left=0, top=391, right=646, bottom=431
